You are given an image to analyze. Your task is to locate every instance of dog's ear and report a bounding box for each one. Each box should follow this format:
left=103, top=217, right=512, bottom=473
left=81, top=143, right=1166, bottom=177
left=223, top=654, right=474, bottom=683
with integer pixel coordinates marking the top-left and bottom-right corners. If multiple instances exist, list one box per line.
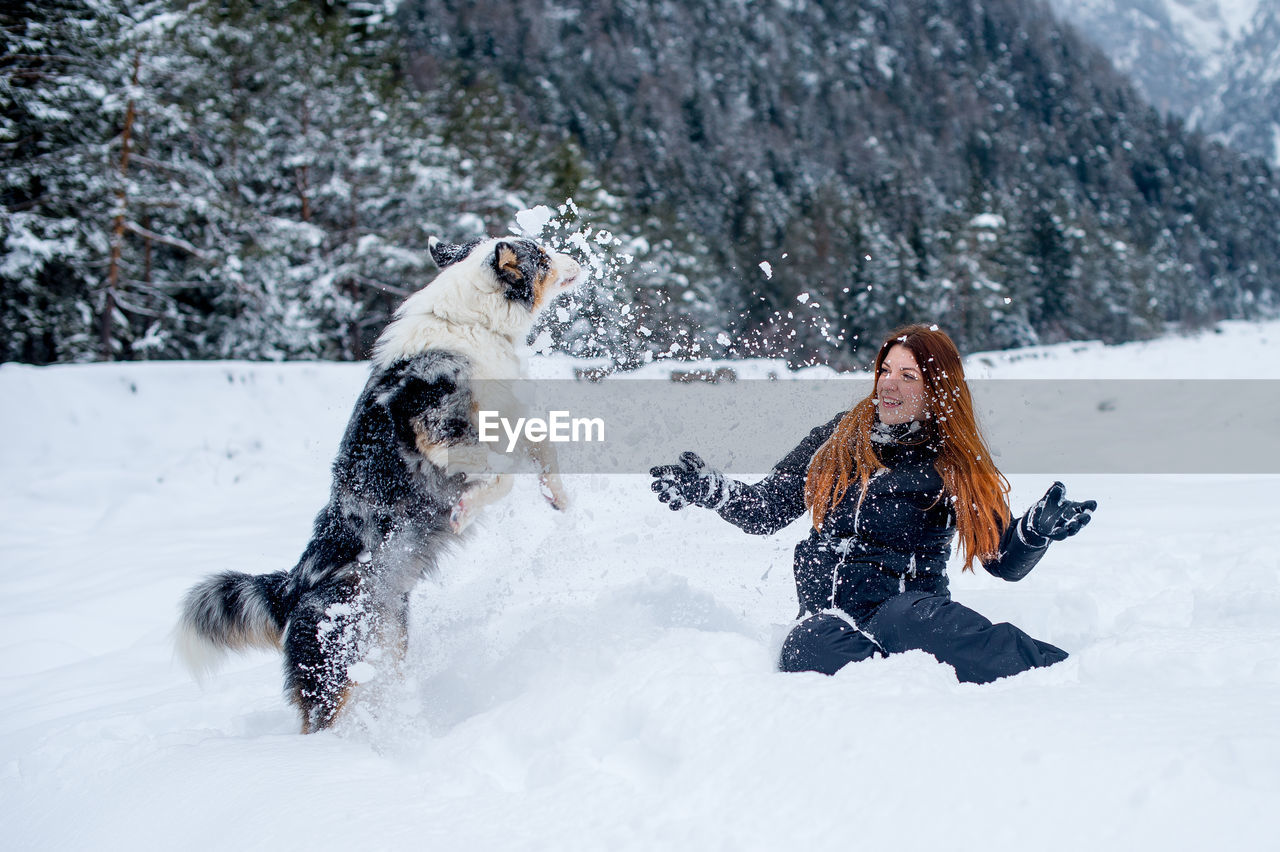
left=429, top=237, right=473, bottom=269
left=492, top=241, right=534, bottom=304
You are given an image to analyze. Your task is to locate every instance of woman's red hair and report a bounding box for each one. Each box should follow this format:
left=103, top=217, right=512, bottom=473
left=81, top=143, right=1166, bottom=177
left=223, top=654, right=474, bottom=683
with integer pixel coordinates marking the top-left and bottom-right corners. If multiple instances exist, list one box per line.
left=804, top=324, right=1010, bottom=571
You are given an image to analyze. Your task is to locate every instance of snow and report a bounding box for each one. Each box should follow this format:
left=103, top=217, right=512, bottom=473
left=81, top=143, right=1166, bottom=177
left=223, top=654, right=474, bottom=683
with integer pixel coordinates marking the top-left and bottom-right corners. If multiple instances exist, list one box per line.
left=1210, top=0, right=1262, bottom=41
left=3, top=321, right=1280, bottom=849
left=875, top=44, right=897, bottom=80
left=515, top=205, right=556, bottom=237
left=962, top=319, right=1280, bottom=378
left=1159, top=0, right=1259, bottom=72
left=1160, top=0, right=1260, bottom=62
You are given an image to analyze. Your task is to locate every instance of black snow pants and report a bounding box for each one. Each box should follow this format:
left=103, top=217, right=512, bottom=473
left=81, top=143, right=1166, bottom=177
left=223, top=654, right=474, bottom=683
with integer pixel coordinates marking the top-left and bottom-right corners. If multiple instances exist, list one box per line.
left=778, top=591, right=1067, bottom=684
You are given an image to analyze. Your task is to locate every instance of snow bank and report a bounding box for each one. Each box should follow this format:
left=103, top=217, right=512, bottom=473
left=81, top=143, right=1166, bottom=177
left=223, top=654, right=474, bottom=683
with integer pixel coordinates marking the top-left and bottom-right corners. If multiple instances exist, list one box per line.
left=2, top=322, right=1279, bottom=850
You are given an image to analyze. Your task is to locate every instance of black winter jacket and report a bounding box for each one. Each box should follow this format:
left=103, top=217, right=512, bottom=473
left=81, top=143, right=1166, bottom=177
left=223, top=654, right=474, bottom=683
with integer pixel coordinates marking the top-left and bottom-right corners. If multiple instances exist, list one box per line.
left=716, top=413, right=1049, bottom=623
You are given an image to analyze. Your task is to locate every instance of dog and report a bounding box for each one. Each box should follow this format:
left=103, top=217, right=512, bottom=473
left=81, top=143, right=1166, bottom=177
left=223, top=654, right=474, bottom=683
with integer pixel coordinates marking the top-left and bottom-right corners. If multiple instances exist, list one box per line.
left=176, top=236, right=581, bottom=732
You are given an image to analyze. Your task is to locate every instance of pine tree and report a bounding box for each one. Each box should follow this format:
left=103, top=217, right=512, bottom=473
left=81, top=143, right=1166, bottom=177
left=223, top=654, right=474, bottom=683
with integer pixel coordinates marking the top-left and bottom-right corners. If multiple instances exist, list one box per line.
left=2, top=0, right=212, bottom=361
left=2, top=0, right=519, bottom=362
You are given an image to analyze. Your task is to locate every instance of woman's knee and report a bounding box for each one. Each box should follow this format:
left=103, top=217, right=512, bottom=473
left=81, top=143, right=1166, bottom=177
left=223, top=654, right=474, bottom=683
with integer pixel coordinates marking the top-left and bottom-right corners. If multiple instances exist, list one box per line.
left=865, top=591, right=950, bottom=653
left=779, top=613, right=879, bottom=675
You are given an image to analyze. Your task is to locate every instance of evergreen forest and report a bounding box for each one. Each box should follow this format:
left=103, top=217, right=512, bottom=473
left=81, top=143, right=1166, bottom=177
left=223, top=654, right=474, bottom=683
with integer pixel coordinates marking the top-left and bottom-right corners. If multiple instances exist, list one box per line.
left=4, top=0, right=1278, bottom=368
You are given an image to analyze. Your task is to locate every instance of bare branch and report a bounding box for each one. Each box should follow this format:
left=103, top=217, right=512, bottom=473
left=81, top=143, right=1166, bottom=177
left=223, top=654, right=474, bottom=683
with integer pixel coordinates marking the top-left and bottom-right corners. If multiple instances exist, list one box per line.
left=123, top=220, right=206, bottom=259
left=351, top=274, right=413, bottom=298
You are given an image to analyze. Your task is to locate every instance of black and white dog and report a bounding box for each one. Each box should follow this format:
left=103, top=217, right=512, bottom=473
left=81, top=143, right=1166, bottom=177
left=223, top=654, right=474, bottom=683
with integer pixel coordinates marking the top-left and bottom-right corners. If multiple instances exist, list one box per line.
left=176, top=237, right=580, bottom=732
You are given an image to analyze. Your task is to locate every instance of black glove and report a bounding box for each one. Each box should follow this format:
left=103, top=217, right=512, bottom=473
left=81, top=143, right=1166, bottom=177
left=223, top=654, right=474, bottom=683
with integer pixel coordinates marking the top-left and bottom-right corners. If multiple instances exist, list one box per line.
left=1020, top=481, right=1097, bottom=545
left=649, top=451, right=731, bottom=511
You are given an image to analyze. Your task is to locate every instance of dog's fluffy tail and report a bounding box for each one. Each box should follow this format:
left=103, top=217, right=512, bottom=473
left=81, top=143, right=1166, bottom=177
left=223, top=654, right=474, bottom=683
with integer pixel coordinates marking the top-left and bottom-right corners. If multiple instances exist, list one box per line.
left=176, top=571, right=291, bottom=681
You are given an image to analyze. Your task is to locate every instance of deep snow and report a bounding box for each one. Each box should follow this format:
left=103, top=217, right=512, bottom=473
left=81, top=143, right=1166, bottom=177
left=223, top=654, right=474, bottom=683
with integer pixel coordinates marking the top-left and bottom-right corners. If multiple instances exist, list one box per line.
left=3, top=321, right=1279, bottom=850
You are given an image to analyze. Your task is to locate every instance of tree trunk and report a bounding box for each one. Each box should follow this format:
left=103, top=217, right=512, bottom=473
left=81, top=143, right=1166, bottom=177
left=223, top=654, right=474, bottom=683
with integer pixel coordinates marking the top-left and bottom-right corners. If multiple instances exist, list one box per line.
left=347, top=279, right=362, bottom=359
left=346, top=166, right=360, bottom=360
left=102, top=50, right=141, bottom=360
left=143, top=211, right=153, bottom=285
left=296, top=96, right=311, bottom=222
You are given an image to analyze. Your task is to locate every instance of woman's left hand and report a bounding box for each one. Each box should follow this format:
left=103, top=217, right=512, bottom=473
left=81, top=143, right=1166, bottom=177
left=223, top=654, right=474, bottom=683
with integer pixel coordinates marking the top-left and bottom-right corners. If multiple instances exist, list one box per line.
left=1024, top=482, right=1097, bottom=542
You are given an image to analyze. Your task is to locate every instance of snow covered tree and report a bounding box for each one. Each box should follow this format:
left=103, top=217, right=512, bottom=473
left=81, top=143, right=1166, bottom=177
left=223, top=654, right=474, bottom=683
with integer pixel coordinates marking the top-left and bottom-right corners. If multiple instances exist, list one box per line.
left=2, top=0, right=217, bottom=361
left=2, top=0, right=516, bottom=362
left=7, top=0, right=1280, bottom=366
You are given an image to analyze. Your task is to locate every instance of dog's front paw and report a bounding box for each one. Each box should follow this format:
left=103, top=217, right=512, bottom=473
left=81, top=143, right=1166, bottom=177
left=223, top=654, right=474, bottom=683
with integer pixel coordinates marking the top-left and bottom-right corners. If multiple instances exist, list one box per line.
left=539, top=473, right=570, bottom=512
left=449, top=496, right=477, bottom=533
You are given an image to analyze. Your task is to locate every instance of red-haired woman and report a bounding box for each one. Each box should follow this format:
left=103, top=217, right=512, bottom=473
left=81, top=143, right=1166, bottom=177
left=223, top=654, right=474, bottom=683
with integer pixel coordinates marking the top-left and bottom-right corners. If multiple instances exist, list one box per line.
left=650, top=324, right=1096, bottom=682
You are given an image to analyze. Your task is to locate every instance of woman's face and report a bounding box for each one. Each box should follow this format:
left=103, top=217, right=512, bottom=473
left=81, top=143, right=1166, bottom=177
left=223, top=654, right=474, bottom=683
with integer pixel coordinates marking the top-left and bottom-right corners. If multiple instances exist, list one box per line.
left=875, top=344, right=929, bottom=424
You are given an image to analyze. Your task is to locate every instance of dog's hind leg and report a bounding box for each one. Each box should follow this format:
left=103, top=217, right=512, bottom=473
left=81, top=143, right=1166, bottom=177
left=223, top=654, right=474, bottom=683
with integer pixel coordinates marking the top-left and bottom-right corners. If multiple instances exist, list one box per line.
left=298, top=686, right=353, bottom=735
left=284, top=575, right=374, bottom=733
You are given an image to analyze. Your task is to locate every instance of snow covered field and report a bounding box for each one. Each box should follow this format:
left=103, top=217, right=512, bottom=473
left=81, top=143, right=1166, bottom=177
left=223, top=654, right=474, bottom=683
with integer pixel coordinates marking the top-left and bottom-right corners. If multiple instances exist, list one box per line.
left=3, top=321, right=1279, bottom=850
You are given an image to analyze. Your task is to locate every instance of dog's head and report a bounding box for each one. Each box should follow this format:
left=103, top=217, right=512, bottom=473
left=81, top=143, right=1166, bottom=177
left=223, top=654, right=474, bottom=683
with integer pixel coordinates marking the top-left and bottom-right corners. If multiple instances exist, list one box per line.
left=373, top=237, right=581, bottom=367
left=429, top=237, right=580, bottom=312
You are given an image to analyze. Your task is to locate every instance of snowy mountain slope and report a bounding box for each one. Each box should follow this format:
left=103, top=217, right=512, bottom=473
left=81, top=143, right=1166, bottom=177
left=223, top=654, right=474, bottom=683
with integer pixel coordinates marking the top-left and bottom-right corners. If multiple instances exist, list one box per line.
left=1046, top=0, right=1227, bottom=116
left=1048, top=0, right=1280, bottom=164
left=1213, top=3, right=1280, bottom=164
left=2, top=322, right=1280, bottom=850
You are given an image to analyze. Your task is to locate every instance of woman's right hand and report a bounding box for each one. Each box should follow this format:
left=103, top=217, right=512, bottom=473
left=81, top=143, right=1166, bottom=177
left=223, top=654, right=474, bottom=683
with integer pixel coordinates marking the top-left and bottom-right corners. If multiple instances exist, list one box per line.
left=649, top=451, right=729, bottom=511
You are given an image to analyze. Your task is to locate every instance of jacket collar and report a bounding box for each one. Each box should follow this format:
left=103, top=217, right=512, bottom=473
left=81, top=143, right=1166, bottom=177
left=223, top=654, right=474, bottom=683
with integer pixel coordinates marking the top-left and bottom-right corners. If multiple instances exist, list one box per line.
left=870, top=416, right=941, bottom=464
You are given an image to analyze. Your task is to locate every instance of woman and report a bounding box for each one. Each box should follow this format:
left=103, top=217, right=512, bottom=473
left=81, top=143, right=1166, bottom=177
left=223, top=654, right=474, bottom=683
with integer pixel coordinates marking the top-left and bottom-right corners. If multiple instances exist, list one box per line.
left=649, top=324, right=1096, bottom=683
